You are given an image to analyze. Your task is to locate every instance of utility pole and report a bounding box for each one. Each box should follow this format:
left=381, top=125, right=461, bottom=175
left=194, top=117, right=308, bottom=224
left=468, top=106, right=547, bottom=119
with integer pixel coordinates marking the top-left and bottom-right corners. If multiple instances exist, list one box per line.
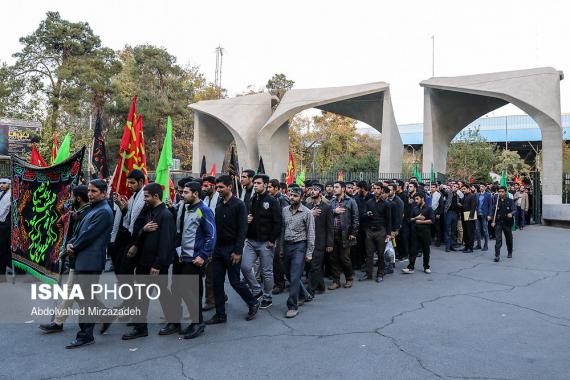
left=214, top=45, right=224, bottom=99
left=431, top=35, right=435, bottom=77
left=505, top=116, right=508, bottom=151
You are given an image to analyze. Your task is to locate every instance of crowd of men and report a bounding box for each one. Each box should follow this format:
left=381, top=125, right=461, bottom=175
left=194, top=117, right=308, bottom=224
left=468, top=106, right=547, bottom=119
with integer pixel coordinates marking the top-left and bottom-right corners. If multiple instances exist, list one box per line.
left=0, top=171, right=527, bottom=349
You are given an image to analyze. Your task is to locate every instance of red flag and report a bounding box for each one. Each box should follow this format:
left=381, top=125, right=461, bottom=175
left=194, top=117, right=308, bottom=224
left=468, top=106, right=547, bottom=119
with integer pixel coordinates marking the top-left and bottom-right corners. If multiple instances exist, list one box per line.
left=112, top=96, right=147, bottom=196
left=30, top=144, right=47, bottom=167
left=51, top=132, right=58, bottom=164
left=209, top=163, right=217, bottom=176
left=338, top=169, right=344, bottom=182
left=285, top=152, right=295, bottom=185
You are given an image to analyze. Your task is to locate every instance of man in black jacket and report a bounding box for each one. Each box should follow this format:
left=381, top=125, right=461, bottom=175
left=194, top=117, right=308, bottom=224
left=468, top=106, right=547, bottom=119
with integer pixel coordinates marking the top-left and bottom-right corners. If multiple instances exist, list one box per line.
left=491, top=186, right=515, bottom=262
left=241, top=174, right=282, bottom=309
left=361, top=184, right=392, bottom=282
left=268, top=178, right=290, bottom=294
left=353, top=181, right=373, bottom=271
left=65, top=180, right=114, bottom=349
left=206, top=175, right=260, bottom=325
left=307, top=183, right=334, bottom=294
left=122, top=183, right=176, bottom=340
left=402, top=192, right=434, bottom=275
left=460, top=185, right=477, bottom=253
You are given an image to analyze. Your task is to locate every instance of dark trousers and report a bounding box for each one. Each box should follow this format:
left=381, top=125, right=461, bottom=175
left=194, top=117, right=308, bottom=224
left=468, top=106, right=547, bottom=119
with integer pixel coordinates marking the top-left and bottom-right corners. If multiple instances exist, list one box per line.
left=212, top=244, right=257, bottom=317
left=204, top=259, right=219, bottom=305
left=409, top=226, right=431, bottom=270
left=432, top=215, right=443, bottom=244
left=74, top=271, right=106, bottom=341
left=172, top=260, right=204, bottom=325
left=463, top=220, right=476, bottom=249
left=309, top=248, right=325, bottom=291
left=330, top=234, right=353, bottom=283
left=365, top=228, right=387, bottom=277
left=494, top=223, right=513, bottom=257
left=0, top=224, right=10, bottom=275
left=395, top=222, right=409, bottom=260
left=517, top=207, right=526, bottom=228
left=133, top=264, right=173, bottom=330
left=352, top=229, right=367, bottom=269
left=445, top=211, right=458, bottom=249
left=273, top=240, right=286, bottom=289
left=283, top=241, right=306, bottom=310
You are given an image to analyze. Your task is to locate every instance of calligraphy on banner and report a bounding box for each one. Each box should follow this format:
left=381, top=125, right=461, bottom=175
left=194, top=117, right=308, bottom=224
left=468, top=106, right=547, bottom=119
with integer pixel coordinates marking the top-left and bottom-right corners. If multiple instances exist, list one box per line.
left=11, top=147, right=85, bottom=283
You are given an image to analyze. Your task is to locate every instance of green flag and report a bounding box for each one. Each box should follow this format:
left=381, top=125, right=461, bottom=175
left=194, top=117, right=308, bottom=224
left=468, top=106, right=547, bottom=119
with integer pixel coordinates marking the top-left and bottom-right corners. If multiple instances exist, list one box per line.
left=500, top=171, right=508, bottom=188
left=430, top=163, right=436, bottom=183
left=295, top=168, right=305, bottom=186
left=412, top=163, right=422, bottom=181
left=53, top=133, right=71, bottom=164
left=155, top=116, right=173, bottom=201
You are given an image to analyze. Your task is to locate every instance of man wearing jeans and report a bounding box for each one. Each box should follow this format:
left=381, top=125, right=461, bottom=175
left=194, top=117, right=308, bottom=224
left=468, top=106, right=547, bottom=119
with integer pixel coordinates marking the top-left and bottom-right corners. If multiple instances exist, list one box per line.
left=281, top=187, right=315, bottom=318
left=242, top=174, right=282, bottom=309
left=475, top=184, right=493, bottom=251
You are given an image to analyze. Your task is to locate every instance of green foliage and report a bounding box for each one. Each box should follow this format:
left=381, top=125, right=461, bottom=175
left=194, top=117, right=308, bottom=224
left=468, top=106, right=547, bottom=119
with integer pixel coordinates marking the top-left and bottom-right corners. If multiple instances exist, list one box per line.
left=493, top=149, right=531, bottom=179
left=289, top=112, right=380, bottom=173
left=447, top=128, right=496, bottom=182
left=266, top=73, right=294, bottom=100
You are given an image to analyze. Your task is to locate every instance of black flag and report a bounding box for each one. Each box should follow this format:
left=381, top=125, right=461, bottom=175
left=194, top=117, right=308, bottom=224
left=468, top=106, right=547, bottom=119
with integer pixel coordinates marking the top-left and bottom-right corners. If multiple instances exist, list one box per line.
left=92, top=113, right=109, bottom=179
left=200, top=155, right=207, bottom=178
left=257, top=156, right=265, bottom=174
left=229, top=146, right=240, bottom=196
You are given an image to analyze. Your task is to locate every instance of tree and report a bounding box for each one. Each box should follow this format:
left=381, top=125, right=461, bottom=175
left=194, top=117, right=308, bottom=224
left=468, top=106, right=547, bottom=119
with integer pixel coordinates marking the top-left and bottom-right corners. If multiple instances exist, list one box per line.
left=266, top=73, right=294, bottom=100
left=447, top=128, right=497, bottom=181
left=494, top=149, right=531, bottom=179
left=12, top=11, right=103, bottom=132
left=288, top=111, right=380, bottom=174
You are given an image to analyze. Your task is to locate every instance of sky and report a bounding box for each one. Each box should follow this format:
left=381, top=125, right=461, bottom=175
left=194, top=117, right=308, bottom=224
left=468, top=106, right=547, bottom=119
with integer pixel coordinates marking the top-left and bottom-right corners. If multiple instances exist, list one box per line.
left=1, top=0, right=569, bottom=124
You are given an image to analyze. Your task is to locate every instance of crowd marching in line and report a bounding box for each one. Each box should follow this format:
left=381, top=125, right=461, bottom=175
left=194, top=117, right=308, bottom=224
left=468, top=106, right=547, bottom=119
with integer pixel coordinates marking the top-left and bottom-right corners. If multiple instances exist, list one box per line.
left=0, top=171, right=528, bottom=349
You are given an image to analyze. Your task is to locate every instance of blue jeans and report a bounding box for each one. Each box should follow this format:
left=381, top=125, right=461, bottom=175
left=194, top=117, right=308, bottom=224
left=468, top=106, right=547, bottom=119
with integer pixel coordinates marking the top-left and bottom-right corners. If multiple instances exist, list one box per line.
left=444, top=211, right=458, bottom=249
left=241, top=239, right=274, bottom=300
left=283, top=241, right=306, bottom=311
left=476, top=215, right=489, bottom=248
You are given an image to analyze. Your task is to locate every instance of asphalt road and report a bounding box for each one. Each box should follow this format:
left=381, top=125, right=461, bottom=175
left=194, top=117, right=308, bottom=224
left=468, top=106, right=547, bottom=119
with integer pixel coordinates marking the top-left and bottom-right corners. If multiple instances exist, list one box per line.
left=1, top=225, right=569, bottom=380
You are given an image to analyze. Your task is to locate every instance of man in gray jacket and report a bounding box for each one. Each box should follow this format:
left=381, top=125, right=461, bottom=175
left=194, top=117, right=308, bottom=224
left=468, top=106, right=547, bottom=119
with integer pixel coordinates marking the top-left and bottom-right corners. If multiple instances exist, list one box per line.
left=65, top=179, right=114, bottom=349
left=328, top=181, right=359, bottom=290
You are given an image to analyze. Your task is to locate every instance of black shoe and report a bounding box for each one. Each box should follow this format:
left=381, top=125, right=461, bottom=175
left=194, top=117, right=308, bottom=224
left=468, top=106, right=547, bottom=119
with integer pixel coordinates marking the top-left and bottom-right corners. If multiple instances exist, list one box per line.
left=507, top=253, right=513, bottom=258
left=445, top=248, right=450, bottom=252
left=474, top=245, right=482, bottom=250
left=205, top=314, right=227, bottom=325
left=449, top=247, right=457, bottom=252
left=122, top=328, right=148, bottom=340
left=462, top=248, right=470, bottom=253
left=271, top=286, right=284, bottom=295
left=358, top=275, right=373, bottom=281
left=100, top=322, right=112, bottom=335
left=304, top=294, right=313, bottom=303
left=253, top=292, right=263, bottom=300
left=246, top=301, right=260, bottom=321
left=65, top=338, right=94, bottom=349
left=314, top=288, right=325, bottom=295
left=375, top=276, right=383, bottom=283
left=39, top=322, right=63, bottom=333
left=159, top=323, right=181, bottom=335
left=183, top=324, right=205, bottom=339
left=259, top=299, right=272, bottom=309
left=494, top=256, right=500, bottom=262
left=416, top=252, right=423, bottom=257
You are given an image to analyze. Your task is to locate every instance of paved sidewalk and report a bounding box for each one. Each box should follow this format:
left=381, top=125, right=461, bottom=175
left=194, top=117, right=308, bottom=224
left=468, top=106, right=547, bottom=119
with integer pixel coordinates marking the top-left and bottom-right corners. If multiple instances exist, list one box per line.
left=0, top=225, right=569, bottom=380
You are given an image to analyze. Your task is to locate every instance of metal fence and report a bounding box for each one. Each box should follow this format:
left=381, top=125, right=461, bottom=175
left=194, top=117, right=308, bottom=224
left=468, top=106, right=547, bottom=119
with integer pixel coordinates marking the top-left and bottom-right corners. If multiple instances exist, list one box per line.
left=562, top=173, right=570, bottom=203
left=281, top=171, right=447, bottom=185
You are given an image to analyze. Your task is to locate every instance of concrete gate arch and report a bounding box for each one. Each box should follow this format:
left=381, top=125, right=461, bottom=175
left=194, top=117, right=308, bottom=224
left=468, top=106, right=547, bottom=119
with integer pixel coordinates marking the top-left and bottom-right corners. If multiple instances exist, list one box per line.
left=190, top=93, right=273, bottom=174
left=258, top=82, right=403, bottom=178
left=420, top=67, right=565, bottom=221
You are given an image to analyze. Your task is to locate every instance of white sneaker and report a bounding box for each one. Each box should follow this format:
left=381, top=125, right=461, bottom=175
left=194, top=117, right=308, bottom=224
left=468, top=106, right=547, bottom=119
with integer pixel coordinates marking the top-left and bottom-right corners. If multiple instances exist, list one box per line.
left=286, top=309, right=299, bottom=318
left=401, top=268, right=414, bottom=274
left=424, top=268, right=431, bottom=274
